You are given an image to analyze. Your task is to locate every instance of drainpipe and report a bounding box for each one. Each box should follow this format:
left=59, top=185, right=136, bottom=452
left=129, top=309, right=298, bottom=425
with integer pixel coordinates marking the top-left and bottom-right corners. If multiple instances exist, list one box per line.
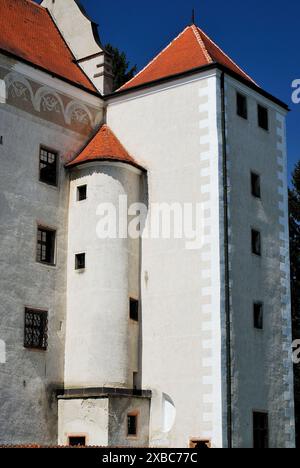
left=220, top=71, right=233, bottom=449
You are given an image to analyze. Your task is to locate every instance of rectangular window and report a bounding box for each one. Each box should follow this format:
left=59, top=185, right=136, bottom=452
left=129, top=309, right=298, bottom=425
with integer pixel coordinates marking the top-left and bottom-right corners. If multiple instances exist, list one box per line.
left=68, top=436, right=86, bottom=447
left=254, top=303, right=264, bottom=330
left=252, top=229, right=261, bottom=256
left=37, top=227, right=56, bottom=265
left=130, top=298, right=139, bottom=322
left=24, top=308, right=48, bottom=350
left=75, top=253, right=86, bottom=270
left=237, top=92, right=248, bottom=119
left=253, top=412, right=269, bottom=448
left=258, top=104, right=269, bottom=131
left=127, top=413, right=138, bottom=437
left=39, top=147, right=58, bottom=186
left=251, top=172, right=261, bottom=198
left=77, top=185, right=87, bottom=201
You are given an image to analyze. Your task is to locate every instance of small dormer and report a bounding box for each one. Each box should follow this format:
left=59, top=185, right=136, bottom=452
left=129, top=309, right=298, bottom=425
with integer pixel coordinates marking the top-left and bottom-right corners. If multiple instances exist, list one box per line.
left=41, top=0, right=113, bottom=95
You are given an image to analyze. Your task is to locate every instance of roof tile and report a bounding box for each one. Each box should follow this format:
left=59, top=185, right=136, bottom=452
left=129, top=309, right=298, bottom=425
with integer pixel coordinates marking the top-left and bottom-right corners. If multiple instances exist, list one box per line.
left=120, top=25, right=256, bottom=91
left=0, top=0, right=96, bottom=92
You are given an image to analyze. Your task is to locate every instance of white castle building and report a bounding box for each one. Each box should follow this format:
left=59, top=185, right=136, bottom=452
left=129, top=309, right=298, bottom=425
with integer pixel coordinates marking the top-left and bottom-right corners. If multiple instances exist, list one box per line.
left=0, top=0, right=295, bottom=448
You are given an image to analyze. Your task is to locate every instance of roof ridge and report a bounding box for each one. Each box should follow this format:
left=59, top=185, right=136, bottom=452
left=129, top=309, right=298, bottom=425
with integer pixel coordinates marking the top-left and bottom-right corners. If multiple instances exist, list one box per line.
left=197, top=26, right=257, bottom=85
left=118, top=25, right=191, bottom=91
left=191, top=24, right=213, bottom=64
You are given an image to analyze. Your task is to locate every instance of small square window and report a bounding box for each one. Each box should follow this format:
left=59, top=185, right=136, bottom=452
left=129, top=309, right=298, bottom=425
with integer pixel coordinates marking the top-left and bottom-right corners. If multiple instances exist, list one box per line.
left=258, top=104, right=269, bottom=131
left=77, top=185, right=87, bottom=201
left=254, top=303, right=263, bottom=330
left=127, top=413, right=138, bottom=437
left=68, top=436, right=86, bottom=447
left=251, top=172, right=261, bottom=198
left=24, top=309, right=48, bottom=350
left=252, top=229, right=261, bottom=256
left=39, top=147, right=58, bottom=186
left=237, top=92, right=248, bottom=119
left=130, top=298, right=139, bottom=322
left=253, top=412, right=269, bottom=448
left=75, top=253, right=86, bottom=270
left=37, top=227, right=56, bottom=265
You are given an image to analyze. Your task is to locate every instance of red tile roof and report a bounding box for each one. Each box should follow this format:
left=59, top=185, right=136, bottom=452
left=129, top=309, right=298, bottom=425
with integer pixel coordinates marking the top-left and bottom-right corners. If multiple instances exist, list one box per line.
left=120, top=25, right=256, bottom=91
left=0, top=0, right=96, bottom=92
left=67, top=124, right=143, bottom=170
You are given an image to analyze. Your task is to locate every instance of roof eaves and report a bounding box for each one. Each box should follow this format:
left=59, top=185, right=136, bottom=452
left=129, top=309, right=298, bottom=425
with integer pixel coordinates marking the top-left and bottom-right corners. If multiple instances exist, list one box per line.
left=105, top=62, right=289, bottom=111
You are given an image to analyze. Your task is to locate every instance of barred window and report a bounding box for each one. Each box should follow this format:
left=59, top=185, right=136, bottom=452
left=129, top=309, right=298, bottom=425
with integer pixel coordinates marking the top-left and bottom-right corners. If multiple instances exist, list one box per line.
left=37, top=227, right=56, bottom=265
left=24, top=309, right=48, bottom=350
left=127, top=413, right=138, bottom=437
left=39, top=147, right=58, bottom=186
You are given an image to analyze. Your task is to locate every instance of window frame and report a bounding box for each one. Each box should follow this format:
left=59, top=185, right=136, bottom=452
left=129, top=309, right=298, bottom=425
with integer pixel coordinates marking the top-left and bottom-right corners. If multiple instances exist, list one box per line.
left=39, top=146, right=59, bottom=187
left=257, top=104, right=269, bottom=131
left=236, top=92, right=248, bottom=120
left=127, top=411, right=139, bottom=438
left=36, top=225, right=57, bottom=266
left=24, top=308, right=48, bottom=351
left=253, top=411, right=269, bottom=449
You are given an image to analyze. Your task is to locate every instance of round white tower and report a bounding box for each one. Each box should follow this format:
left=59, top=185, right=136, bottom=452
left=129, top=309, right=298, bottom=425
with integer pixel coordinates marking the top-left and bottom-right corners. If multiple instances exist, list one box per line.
left=64, top=126, right=146, bottom=390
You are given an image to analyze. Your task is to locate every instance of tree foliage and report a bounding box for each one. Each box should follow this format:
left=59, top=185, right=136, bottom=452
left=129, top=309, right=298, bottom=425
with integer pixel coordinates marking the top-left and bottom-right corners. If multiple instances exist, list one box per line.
left=289, top=160, right=300, bottom=447
left=105, top=44, right=137, bottom=91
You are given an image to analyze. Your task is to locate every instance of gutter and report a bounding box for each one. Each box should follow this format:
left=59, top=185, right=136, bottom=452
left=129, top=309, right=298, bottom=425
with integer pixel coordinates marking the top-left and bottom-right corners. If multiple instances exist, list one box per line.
left=220, top=71, right=233, bottom=449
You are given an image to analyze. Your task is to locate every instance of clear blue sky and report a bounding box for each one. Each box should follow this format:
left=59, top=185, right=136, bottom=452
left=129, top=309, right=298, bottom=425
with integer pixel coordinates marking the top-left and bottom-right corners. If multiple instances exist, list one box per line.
left=41, top=0, right=300, bottom=180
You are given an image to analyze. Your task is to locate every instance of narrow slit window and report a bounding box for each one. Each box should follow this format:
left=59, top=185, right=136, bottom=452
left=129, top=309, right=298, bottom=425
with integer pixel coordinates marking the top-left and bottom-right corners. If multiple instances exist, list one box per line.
left=75, top=253, right=86, bottom=270
left=258, top=104, right=269, bottom=131
left=127, top=413, right=138, bottom=437
left=251, top=172, right=261, bottom=198
left=254, top=303, right=264, bottom=330
left=130, top=298, right=139, bottom=322
left=39, top=147, right=58, bottom=186
left=24, top=309, right=48, bottom=351
left=77, top=185, right=87, bottom=201
left=252, top=229, right=262, bottom=256
left=37, top=227, right=56, bottom=265
left=237, top=92, right=248, bottom=119
left=253, top=412, right=269, bottom=448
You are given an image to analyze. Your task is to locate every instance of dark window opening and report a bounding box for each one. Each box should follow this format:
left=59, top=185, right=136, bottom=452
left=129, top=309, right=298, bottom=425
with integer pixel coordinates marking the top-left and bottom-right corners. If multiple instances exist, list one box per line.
left=251, top=172, right=261, bottom=199
left=77, top=185, right=87, bottom=201
left=254, top=303, right=264, bottom=330
left=68, top=436, right=86, bottom=447
left=37, top=227, right=56, bottom=265
left=24, top=309, right=48, bottom=350
left=39, top=147, right=58, bottom=186
left=75, top=253, right=86, bottom=270
left=130, top=298, right=139, bottom=322
left=253, top=412, right=269, bottom=448
left=252, top=229, right=261, bottom=256
left=237, top=92, right=248, bottom=119
left=258, top=105, right=269, bottom=131
left=127, top=414, right=138, bottom=437
left=190, top=439, right=210, bottom=449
